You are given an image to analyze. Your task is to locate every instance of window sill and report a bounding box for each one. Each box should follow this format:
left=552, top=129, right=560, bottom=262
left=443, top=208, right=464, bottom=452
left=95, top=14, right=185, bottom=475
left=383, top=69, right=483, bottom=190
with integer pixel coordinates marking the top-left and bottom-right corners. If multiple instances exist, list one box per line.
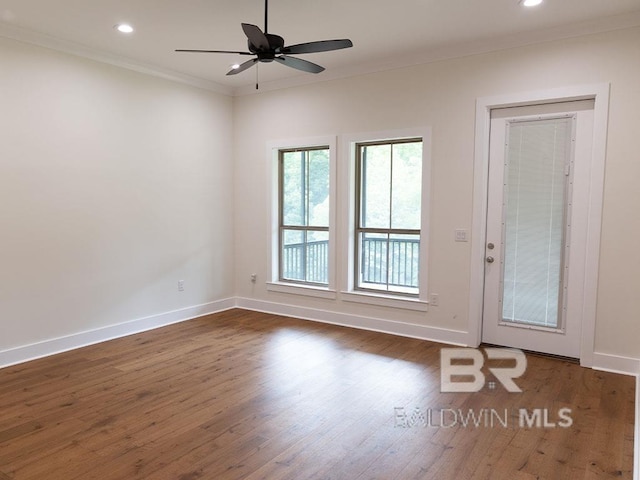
left=341, top=291, right=429, bottom=312
left=266, top=282, right=337, bottom=300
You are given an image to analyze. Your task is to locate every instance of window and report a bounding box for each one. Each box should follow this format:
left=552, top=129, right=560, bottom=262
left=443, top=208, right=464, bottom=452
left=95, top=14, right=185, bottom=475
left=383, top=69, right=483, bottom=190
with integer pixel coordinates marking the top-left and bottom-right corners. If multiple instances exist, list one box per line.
left=355, top=139, right=423, bottom=295
left=279, top=147, right=330, bottom=285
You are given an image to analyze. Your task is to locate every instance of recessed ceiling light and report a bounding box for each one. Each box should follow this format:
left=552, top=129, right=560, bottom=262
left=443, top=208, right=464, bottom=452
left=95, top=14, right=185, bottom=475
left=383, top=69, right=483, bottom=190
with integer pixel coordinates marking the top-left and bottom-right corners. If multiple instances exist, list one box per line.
left=521, top=0, right=543, bottom=7
left=115, top=24, right=134, bottom=34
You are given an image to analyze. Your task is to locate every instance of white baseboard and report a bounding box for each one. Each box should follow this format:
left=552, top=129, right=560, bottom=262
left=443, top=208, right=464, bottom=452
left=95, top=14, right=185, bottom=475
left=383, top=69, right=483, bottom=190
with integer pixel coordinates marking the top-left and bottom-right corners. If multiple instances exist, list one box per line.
left=0, top=298, right=236, bottom=369
left=592, top=352, right=640, bottom=376
left=235, top=297, right=469, bottom=346
left=3, top=295, right=639, bottom=377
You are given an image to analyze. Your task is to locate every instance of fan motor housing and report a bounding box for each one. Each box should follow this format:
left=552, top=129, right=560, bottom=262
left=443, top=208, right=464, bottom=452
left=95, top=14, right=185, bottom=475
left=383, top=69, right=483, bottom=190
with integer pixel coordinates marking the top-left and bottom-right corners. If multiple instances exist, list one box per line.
left=257, top=51, right=276, bottom=62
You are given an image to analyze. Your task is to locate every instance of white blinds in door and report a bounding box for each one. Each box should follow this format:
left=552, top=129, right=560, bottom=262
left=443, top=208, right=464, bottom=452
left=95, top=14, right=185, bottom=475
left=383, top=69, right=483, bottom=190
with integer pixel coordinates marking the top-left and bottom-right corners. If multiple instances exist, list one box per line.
left=501, top=118, right=572, bottom=329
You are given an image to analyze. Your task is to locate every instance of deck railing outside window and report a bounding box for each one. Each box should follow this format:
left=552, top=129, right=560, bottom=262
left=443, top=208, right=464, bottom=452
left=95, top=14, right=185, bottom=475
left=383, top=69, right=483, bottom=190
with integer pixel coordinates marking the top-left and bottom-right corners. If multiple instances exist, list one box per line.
left=283, top=237, right=419, bottom=288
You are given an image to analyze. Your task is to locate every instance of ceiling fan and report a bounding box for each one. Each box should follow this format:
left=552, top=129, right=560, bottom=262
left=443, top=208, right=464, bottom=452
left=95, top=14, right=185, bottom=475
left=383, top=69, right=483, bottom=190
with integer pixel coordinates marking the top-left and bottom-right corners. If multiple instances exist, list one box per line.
left=175, top=0, right=353, bottom=77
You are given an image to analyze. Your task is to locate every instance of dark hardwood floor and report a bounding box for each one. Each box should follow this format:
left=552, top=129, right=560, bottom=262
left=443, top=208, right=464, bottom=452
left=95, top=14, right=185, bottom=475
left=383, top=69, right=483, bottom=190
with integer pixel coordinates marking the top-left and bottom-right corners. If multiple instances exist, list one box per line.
left=0, top=309, right=635, bottom=479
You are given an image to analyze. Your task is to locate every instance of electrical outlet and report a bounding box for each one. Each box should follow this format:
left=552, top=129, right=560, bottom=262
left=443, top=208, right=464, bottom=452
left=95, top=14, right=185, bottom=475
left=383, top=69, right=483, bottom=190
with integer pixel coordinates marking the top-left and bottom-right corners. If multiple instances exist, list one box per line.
left=178, top=280, right=184, bottom=292
left=250, top=273, right=257, bottom=283
left=430, top=293, right=439, bottom=306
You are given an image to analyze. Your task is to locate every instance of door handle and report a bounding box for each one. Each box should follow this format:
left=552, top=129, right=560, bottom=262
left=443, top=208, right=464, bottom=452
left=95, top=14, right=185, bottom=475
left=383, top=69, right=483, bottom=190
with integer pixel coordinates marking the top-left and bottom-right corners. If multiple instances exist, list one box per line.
left=486, top=256, right=495, bottom=263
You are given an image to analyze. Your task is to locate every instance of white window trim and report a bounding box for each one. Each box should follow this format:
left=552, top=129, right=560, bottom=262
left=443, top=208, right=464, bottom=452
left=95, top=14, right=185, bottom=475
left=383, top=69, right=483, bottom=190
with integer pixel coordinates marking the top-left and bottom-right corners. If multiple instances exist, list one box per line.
left=339, top=127, right=432, bottom=309
left=266, top=282, right=337, bottom=299
left=266, top=136, right=337, bottom=299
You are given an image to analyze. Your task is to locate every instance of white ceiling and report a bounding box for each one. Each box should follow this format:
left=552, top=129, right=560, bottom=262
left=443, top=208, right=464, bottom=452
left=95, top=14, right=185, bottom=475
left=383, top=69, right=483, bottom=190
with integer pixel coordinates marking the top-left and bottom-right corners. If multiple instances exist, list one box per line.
left=1, top=0, right=640, bottom=95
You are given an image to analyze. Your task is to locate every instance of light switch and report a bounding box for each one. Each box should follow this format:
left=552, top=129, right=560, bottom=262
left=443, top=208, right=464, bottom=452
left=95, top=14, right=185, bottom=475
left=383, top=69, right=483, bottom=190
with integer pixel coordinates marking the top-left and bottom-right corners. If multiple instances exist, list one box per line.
left=455, top=229, right=469, bottom=242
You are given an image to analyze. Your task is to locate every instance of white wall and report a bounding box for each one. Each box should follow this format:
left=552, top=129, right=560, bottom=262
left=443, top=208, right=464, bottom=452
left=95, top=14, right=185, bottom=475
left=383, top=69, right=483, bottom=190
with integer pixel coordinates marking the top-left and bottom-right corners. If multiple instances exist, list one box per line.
left=0, top=37, right=235, bottom=353
left=1, top=25, right=637, bottom=366
left=233, top=27, right=640, bottom=360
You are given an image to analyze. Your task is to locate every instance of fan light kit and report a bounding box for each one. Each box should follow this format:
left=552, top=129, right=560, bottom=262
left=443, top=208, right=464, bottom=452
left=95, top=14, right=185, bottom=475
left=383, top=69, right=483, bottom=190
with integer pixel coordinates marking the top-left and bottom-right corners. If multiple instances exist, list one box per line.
left=115, top=24, right=134, bottom=34
left=521, top=0, right=543, bottom=7
left=176, top=0, right=353, bottom=85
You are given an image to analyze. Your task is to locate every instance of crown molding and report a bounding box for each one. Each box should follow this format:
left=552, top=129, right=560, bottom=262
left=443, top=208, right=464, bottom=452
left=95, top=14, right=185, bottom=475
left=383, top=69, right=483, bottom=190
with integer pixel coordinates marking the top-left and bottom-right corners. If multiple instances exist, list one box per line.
left=0, top=22, right=233, bottom=96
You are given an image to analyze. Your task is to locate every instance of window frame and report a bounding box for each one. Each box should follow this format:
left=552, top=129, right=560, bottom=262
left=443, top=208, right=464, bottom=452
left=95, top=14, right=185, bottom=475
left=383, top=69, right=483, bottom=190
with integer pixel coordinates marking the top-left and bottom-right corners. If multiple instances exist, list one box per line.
left=354, top=138, right=423, bottom=297
left=340, top=128, right=431, bottom=310
left=278, top=146, right=330, bottom=287
left=267, top=136, right=337, bottom=299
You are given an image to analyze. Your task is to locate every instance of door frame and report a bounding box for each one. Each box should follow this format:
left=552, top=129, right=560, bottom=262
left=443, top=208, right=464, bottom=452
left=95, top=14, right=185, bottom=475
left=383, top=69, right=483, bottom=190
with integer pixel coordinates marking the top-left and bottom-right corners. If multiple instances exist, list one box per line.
left=468, top=84, right=610, bottom=367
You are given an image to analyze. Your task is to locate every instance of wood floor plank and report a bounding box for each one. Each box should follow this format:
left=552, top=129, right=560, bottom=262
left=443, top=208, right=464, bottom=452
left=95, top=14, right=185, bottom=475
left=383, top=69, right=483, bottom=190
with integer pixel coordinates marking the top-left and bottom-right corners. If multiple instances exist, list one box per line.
left=0, top=417, right=89, bottom=474
left=585, top=372, right=636, bottom=478
left=0, top=308, right=635, bottom=479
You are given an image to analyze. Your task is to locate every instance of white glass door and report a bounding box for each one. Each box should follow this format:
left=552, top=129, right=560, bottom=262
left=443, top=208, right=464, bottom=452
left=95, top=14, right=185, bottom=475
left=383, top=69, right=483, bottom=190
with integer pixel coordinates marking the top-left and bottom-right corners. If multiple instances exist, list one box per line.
left=482, top=101, right=594, bottom=357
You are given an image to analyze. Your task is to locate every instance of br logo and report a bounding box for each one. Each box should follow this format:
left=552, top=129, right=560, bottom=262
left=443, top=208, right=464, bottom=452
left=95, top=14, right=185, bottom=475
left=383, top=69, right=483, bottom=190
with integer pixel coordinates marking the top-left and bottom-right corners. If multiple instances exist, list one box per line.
left=440, top=348, right=527, bottom=393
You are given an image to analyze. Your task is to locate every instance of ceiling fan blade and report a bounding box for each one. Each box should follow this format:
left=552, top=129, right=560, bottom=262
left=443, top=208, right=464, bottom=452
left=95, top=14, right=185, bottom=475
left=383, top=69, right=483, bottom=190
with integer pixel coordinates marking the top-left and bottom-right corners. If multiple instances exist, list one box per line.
left=275, top=56, right=325, bottom=74
left=175, top=49, right=253, bottom=55
left=241, top=23, right=270, bottom=50
left=226, top=58, right=259, bottom=76
left=281, top=39, right=353, bottom=55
